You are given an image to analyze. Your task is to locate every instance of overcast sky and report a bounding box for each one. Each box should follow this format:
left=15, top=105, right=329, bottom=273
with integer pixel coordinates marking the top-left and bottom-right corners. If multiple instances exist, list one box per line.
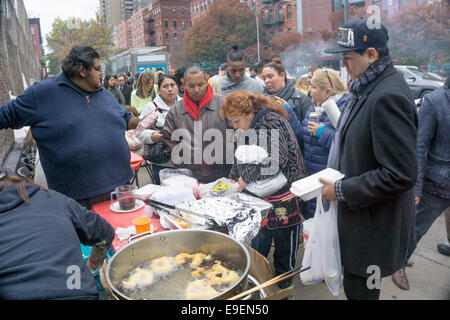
left=23, top=0, right=99, bottom=52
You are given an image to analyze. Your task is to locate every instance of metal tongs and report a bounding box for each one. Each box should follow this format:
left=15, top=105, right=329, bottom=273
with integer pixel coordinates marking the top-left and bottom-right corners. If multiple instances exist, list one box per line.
left=144, top=199, right=217, bottom=228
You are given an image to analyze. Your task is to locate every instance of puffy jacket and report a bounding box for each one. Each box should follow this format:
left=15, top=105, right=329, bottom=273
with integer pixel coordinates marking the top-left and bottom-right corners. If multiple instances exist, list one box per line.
left=301, top=93, right=350, bottom=218
left=301, top=94, right=350, bottom=174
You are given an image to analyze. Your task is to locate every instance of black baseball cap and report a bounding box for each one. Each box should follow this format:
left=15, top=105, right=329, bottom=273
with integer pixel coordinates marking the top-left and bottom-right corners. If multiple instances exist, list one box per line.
left=325, top=17, right=389, bottom=54
left=219, top=63, right=227, bottom=71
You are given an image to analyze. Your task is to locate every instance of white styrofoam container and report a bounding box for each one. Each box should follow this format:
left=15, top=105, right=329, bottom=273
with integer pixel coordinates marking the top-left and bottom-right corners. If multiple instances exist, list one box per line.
left=290, top=168, right=345, bottom=201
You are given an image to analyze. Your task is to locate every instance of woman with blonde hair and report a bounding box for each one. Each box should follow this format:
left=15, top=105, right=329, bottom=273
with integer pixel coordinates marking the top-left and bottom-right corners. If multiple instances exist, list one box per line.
left=295, top=75, right=309, bottom=96
left=130, top=71, right=156, bottom=115
left=300, top=68, right=350, bottom=219
left=221, top=91, right=307, bottom=289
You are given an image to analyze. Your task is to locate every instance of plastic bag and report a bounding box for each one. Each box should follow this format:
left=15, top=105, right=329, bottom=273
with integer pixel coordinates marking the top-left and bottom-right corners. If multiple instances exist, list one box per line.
left=198, top=178, right=239, bottom=198
left=148, top=185, right=196, bottom=229
left=300, top=195, right=342, bottom=296
left=246, top=171, right=288, bottom=198
left=159, top=168, right=199, bottom=198
left=235, top=144, right=268, bottom=164
left=125, top=130, right=144, bottom=156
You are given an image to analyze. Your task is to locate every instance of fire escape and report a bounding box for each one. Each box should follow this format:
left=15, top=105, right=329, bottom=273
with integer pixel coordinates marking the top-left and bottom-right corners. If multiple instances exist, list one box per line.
left=144, top=16, right=157, bottom=47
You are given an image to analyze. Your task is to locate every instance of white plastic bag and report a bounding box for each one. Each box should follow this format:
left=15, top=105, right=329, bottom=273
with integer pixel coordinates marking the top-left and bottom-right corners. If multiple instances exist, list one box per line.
left=318, top=198, right=342, bottom=296
left=148, top=185, right=196, bottom=229
left=159, top=168, right=199, bottom=198
left=246, top=171, right=287, bottom=198
left=300, top=203, right=324, bottom=285
left=300, top=195, right=342, bottom=296
left=198, top=178, right=239, bottom=198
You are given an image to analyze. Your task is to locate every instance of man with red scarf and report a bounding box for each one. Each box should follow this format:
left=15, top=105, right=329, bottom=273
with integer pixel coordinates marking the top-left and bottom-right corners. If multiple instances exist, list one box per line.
left=162, top=66, right=233, bottom=183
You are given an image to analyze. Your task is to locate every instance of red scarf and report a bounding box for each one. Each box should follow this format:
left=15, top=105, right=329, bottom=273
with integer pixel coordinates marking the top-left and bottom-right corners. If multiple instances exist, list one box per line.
left=183, top=84, right=214, bottom=121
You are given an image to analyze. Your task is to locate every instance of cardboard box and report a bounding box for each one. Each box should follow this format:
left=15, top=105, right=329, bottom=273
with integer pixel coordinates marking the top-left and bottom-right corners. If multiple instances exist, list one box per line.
left=244, top=244, right=294, bottom=300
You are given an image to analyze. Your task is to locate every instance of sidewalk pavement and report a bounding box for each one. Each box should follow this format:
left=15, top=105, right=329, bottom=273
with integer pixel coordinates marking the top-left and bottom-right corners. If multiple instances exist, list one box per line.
left=289, top=213, right=450, bottom=300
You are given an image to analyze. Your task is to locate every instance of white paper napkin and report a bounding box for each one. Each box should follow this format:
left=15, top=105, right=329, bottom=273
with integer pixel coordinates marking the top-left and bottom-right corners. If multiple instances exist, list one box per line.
left=116, top=226, right=137, bottom=241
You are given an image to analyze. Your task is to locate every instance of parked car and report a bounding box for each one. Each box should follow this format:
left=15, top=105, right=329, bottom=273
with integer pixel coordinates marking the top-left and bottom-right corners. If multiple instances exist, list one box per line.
left=395, top=66, right=445, bottom=101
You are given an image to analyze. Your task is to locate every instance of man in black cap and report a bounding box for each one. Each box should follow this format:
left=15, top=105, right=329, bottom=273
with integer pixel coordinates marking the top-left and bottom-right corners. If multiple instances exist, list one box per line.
left=318, top=17, right=418, bottom=299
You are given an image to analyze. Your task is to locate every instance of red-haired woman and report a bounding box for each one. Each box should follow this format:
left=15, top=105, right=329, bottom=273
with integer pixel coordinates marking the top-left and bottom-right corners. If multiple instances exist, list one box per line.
left=221, top=91, right=307, bottom=289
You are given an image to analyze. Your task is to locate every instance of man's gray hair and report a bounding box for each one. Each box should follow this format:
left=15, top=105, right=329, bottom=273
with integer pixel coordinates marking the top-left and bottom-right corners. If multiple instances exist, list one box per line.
left=184, top=66, right=207, bottom=81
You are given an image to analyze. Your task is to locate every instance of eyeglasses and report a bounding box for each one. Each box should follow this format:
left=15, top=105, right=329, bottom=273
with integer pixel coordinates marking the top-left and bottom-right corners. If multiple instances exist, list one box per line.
left=92, top=66, right=103, bottom=72
left=324, top=70, right=333, bottom=88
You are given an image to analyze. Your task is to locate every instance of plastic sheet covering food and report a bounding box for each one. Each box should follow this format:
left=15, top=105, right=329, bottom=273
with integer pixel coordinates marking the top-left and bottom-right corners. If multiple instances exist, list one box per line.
left=177, top=195, right=273, bottom=244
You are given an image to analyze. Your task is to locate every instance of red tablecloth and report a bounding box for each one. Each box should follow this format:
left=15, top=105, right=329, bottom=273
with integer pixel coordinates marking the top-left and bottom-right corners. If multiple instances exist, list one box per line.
left=92, top=200, right=169, bottom=252
left=130, top=151, right=144, bottom=171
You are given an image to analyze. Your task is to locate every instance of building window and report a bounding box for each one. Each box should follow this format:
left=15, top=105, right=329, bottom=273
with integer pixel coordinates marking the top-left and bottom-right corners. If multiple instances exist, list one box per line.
left=287, top=5, right=292, bottom=20
left=164, top=20, right=168, bottom=28
left=174, top=32, right=178, bottom=40
left=278, top=7, right=283, bottom=21
left=182, top=20, right=186, bottom=29
left=166, top=33, right=169, bottom=40
left=268, top=9, right=273, bottom=23
left=173, top=9, right=176, bottom=15
left=261, top=11, right=265, bottom=24
left=173, top=20, right=177, bottom=29
left=182, top=8, right=185, bottom=16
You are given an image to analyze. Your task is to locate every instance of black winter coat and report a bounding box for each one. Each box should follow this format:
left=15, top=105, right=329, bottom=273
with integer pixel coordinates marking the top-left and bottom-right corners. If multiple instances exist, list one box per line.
left=338, top=64, right=418, bottom=277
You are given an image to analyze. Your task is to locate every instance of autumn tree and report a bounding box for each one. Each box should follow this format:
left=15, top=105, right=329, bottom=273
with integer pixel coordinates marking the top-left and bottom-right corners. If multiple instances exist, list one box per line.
left=385, top=2, right=449, bottom=66
left=328, top=4, right=372, bottom=39
left=176, top=0, right=257, bottom=69
left=46, top=13, right=120, bottom=65
left=43, top=52, right=60, bottom=76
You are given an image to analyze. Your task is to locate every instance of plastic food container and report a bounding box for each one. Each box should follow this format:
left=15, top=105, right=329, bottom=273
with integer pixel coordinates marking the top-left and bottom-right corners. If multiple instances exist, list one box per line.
left=290, top=168, right=345, bottom=201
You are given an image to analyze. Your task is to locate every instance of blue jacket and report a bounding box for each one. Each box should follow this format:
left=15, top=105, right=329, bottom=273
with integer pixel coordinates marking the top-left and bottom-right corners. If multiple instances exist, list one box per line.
left=415, top=85, right=450, bottom=198
left=300, top=94, right=350, bottom=219
left=0, top=184, right=115, bottom=300
left=301, top=94, right=350, bottom=174
left=0, top=73, right=134, bottom=200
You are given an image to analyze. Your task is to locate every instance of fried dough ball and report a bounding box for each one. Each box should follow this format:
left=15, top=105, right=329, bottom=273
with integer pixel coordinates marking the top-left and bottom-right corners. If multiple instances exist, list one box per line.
left=174, top=253, right=193, bottom=265
left=175, top=216, right=195, bottom=229
left=151, top=256, right=174, bottom=274
left=185, top=279, right=219, bottom=300
left=191, top=267, right=204, bottom=277
left=190, top=253, right=206, bottom=268
left=205, top=262, right=240, bottom=286
left=121, top=268, right=154, bottom=290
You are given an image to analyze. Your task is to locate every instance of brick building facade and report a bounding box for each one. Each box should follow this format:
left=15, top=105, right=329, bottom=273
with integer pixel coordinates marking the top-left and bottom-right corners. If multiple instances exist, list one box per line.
left=115, top=0, right=191, bottom=54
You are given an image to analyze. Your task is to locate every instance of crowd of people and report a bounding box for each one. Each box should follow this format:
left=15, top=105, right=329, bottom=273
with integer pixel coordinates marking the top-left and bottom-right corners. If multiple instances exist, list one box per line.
left=0, top=17, right=448, bottom=300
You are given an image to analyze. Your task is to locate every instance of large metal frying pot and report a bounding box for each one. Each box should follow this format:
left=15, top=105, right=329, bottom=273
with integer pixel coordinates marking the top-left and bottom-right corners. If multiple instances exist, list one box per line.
left=106, top=230, right=250, bottom=300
